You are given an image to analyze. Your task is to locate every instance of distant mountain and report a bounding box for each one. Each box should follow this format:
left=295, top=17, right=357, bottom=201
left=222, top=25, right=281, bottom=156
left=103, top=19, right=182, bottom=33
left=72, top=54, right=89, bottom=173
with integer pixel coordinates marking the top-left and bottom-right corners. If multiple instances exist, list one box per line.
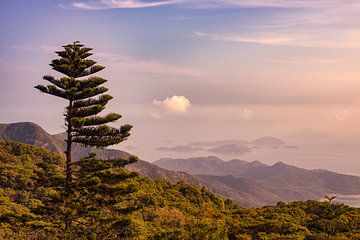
left=207, top=144, right=251, bottom=155
left=5, top=122, right=360, bottom=208
left=154, top=156, right=264, bottom=176
left=155, top=145, right=203, bottom=153
left=154, top=156, right=360, bottom=205
left=156, top=136, right=287, bottom=155
left=188, top=137, right=286, bottom=148
left=2, top=141, right=359, bottom=238
left=251, top=136, right=285, bottom=146
left=0, top=122, right=271, bottom=207
left=188, top=139, right=249, bottom=148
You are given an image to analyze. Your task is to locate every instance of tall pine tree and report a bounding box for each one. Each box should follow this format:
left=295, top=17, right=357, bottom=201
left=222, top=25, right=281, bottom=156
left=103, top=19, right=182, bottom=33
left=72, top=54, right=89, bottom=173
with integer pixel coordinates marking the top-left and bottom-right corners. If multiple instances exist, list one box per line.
left=35, top=41, right=136, bottom=190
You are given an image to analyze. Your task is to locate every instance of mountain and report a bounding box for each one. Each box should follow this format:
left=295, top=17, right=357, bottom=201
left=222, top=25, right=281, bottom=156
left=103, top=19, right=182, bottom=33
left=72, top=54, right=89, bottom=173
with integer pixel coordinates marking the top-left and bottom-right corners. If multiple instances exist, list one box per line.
left=0, top=122, right=63, bottom=153
left=188, top=137, right=286, bottom=148
left=2, top=141, right=359, bottom=239
left=0, top=122, right=264, bottom=207
left=0, top=122, right=288, bottom=207
left=154, top=156, right=264, bottom=176
left=2, top=122, right=263, bottom=206
left=3, top=122, right=360, bottom=208
left=188, top=139, right=249, bottom=148
left=251, top=136, right=285, bottom=146
left=154, top=156, right=360, bottom=205
left=197, top=174, right=281, bottom=206
left=0, top=141, right=227, bottom=239
left=207, top=144, right=251, bottom=155
left=126, top=158, right=203, bottom=185
left=155, top=145, right=203, bottom=153
left=0, top=122, right=200, bottom=185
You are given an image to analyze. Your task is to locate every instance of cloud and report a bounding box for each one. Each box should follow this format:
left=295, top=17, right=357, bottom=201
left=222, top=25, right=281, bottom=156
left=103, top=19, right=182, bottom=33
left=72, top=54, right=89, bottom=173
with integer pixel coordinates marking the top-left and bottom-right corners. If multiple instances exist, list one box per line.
left=194, top=31, right=295, bottom=46
left=68, top=0, right=360, bottom=10
left=71, top=0, right=180, bottom=10
left=190, top=2, right=360, bottom=49
left=153, top=95, right=191, bottom=113
left=213, top=0, right=360, bottom=9
left=194, top=30, right=360, bottom=48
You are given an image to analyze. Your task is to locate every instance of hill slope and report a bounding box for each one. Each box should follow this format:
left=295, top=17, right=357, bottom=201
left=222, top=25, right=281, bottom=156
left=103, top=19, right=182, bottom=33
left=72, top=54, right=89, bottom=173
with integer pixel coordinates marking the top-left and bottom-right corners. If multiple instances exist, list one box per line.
left=0, top=122, right=63, bottom=153
left=0, top=122, right=200, bottom=185
left=3, top=122, right=360, bottom=208
left=155, top=157, right=360, bottom=204
left=1, top=141, right=359, bottom=239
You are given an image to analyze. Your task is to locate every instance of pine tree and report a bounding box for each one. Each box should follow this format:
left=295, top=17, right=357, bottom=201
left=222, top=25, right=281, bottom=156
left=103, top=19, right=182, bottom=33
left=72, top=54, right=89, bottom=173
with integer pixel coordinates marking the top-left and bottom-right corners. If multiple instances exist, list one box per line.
left=35, top=41, right=136, bottom=191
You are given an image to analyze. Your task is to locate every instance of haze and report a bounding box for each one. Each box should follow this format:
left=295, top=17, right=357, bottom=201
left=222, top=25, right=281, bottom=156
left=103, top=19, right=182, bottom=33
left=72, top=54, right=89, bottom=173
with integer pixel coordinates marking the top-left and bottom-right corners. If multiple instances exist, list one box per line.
left=1, top=0, right=360, bottom=175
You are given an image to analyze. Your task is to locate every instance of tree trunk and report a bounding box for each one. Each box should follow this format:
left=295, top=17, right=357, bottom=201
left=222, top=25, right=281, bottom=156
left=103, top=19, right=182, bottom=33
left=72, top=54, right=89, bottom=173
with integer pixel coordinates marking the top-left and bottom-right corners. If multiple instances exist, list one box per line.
left=65, top=100, right=73, bottom=190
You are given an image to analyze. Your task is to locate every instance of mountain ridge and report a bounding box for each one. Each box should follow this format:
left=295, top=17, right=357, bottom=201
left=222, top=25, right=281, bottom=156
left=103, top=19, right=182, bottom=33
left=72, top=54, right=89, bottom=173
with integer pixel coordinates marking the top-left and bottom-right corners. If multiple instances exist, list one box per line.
left=0, top=122, right=200, bottom=185
left=2, top=121, right=360, bottom=207
left=155, top=156, right=360, bottom=205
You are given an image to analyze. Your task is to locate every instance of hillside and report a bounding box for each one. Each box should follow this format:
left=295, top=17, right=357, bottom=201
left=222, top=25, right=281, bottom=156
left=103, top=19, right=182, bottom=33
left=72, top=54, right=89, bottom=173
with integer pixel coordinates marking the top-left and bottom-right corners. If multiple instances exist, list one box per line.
left=197, top=174, right=282, bottom=206
left=0, top=122, right=63, bottom=153
left=0, top=122, right=200, bottom=185
left=0, top=141, right=227, bottom=239
left=2, top=122, right=360, bottom=208
left=155, top=157, right=360, bottom=204
left=1, top=141, right=360, bottom=239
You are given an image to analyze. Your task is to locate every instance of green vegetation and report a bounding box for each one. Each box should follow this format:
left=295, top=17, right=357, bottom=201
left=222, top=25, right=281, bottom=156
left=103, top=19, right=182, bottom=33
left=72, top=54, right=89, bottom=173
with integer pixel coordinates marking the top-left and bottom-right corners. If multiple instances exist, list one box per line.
left=1, top=141, right=359, bottom=239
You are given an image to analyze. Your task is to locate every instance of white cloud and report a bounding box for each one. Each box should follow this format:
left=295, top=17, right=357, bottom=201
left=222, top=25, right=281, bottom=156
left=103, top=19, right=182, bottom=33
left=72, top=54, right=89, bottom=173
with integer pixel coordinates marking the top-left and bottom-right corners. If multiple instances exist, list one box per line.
left=153, top=95, right=191, bottom=113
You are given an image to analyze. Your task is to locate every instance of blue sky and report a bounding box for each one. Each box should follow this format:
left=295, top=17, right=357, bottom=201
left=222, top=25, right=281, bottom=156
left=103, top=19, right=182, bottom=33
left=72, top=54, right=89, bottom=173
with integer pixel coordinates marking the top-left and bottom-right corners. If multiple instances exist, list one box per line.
left=2, top=0, right=360, bottom=161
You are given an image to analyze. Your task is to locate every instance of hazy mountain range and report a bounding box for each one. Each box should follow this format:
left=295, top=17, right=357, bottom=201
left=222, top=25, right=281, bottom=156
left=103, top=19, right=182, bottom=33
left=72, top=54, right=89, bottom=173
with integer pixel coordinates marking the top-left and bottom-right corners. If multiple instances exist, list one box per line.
left=155, top=156, right=360, bottom=206
left=155, top=136, right=292, bottom=155
left=1, top=122, right=360, bottom=207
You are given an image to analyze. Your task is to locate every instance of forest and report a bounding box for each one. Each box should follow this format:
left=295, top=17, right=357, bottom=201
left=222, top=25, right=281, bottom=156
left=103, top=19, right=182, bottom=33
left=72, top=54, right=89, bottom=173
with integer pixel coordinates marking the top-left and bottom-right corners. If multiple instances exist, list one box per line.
left=1, top=141, right=359, bottom=239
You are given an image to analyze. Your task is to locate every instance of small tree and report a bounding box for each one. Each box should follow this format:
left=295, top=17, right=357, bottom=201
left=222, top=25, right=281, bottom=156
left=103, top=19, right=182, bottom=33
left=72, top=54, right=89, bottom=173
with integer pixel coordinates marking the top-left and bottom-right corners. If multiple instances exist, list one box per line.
left=35, top=41, right=136, bottom=191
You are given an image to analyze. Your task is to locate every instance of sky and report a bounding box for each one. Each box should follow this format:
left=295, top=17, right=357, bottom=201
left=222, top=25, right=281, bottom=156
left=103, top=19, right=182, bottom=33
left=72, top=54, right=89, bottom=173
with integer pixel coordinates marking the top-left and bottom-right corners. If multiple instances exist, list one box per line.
left=1, top=0, right=360, bottom=167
